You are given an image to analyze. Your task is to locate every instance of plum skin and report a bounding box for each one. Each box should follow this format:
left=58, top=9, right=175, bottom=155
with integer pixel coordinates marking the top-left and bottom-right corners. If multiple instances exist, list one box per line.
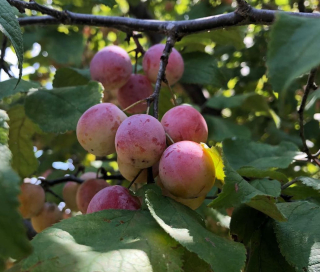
left=63, top=182, right=80, bottom=211
left=117, top=157, right=159, bottom=184
left=18, top=183, right=45, bottom=219
left=117, top=74, right=153, bottom=114
left=90, top=45, right=132, bottom=90
left=159, top=141, right=215, bottom=198
left=161, top=105, right=208, bottom=143
left=115, top=114, right=166, bottom=169
left=143, top=44, right=184, bottom=85
left=157, top=178, right=205, bottom=210
left=76, top=103, right=127, bottom=156
left=87, top=185, right=141, bottom=213
left=76, top=178, right=109, bottom=214
left=31, top=203, right=63, bottom=233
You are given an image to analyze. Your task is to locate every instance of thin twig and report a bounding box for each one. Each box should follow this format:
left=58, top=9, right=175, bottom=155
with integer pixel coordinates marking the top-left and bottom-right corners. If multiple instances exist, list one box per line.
left=152, top=36, right=176, bottom=119
left=281, top=177, right=300, bottom=190
left=45, top=188, right=64, bottom=202
left=164, top=80, right=177, bottom=106
left=297, top=68, right=318, bottom=165
left=123, top=97, right=148, bottom=112
left=128, top=169, right=143, bottom=189
left=166, top=133, right=175, bottom=145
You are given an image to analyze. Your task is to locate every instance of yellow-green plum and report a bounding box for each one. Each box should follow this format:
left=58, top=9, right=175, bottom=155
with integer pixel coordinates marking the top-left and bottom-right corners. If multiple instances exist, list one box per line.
left=18, top=183, right=45, bottom=219
left=31, top=203, right=63, bottom=233
left=62, top=182, right=80, bottom=211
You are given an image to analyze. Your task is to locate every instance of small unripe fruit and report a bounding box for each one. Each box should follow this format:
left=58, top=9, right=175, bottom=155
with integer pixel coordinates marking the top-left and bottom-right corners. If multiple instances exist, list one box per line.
left=161, top=105, right=208, bottom=143
left=159, top=141, right=215, bottom=198
left=115, top=114, right=166, bottom=169
left=62, top=182, right=80, bottom=211
left=87, top=185, right=141, bottom=213
left=143, top=44, right=184, bottom=85
left=18, top=183, right=45, bottom=219
left=31, top=203, right=63, bottom=233
left=90, top=45, right=132, bottom=90
left=76, top=103, right=127, bottom=156
left=118, top=74, right=153, bottom=114
left=76, top=178, right=109, bottom=214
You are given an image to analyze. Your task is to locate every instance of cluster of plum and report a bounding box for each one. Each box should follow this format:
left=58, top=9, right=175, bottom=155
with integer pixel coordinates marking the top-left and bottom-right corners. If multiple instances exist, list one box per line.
left=90, top=44, right=184, bottom=112
left=73, top=44, right=216, bottom=213
left=17, top=44, right=216, bottom=231
left=18, top=183, right=63, bottom=233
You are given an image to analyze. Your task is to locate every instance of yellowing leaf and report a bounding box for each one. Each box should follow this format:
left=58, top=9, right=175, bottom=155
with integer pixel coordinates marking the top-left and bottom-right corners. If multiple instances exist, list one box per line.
left=201, top=143, right=225, bottom=183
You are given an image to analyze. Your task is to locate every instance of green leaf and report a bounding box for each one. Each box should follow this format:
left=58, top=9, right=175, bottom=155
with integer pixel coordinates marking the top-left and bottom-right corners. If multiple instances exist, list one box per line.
left=295, top=176, right=320, bottom=191
left=25, top=81, right=103, bottom=133
left=43, top=29, right=85, bottom=66
left=0, top=0, right=24, bottom=81
left=274, top=201, right=320, bottom=271
left=237, top=166, right=288, bottom=182
left=93, top=0, right=116, bottom=7
left=247, top=220, right=295, bottom=272
left=282, top=177, right=320, bottom=201
left=267, top=13, right=320, bottom=93
left=204, top=115, right=251, bottom=142
left=180, top=52, right=227, bottom=87
left=208, top=160, right=287, bottom=221
left=21, top=210, right=185, bottom=272
left=176, top=27, right=245, bottom=50
left=230, top=205, right=268, bottom=246
left=8, top=105, right=38, bottom=178
left=223, top=138, right=299, bottom=170
left=53, top=67, right=90, bottom=88
left=250, top=179, right=281, bottom=197
left=182, top=250, right=213, bottom=272
left=0, top=79, right=40, bottom=100
left=205, top=93, right=257, bottom=109
left=0, top=110, right=9, bottom=145
left=146, top=190, right=246, bottom=272
left=0, top=146, right=32, bottom=266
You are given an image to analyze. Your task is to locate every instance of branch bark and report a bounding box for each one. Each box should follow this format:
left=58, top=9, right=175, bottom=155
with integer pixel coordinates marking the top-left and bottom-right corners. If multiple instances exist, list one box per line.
left=11, top=0, right=320, bottom=37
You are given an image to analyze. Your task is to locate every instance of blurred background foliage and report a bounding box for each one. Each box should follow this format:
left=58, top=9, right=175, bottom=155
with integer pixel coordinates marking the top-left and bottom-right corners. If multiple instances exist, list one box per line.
left=1, top=0, right=320, bottom=203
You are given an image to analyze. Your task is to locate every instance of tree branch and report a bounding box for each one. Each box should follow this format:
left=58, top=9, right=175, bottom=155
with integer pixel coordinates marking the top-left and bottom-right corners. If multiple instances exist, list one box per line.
left=12, top=0, right=320, bottom=36
left=297, top=68, right=319, bottom=166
